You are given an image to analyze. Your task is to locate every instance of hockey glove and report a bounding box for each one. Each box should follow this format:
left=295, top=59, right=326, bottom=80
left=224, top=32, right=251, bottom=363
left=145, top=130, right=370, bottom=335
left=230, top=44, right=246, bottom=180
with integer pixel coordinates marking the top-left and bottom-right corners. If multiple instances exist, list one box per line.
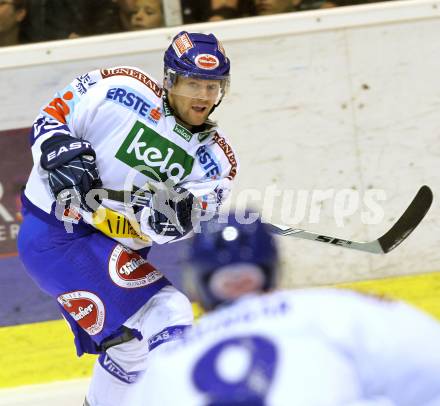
left=148, top=186, right=195, bottom=237
left=40, top=135, right=102, bottom=212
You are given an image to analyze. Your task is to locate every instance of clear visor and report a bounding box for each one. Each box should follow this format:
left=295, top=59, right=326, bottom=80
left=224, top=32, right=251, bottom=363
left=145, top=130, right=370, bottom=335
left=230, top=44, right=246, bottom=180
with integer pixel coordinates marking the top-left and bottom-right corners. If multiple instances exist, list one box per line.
left=164, top=70, right=230, bottom=104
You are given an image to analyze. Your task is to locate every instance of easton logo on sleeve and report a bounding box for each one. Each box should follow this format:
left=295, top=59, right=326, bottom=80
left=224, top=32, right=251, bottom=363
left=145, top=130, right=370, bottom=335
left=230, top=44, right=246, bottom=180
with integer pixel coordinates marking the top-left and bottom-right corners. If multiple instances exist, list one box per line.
left=115, top=121, right=194, bottom=183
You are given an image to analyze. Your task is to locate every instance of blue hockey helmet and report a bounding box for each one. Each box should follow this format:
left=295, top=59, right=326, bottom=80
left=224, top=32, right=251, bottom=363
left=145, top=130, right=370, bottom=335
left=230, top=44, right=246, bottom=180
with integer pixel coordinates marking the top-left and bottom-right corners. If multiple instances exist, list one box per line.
left=163, top=31, right=230, bottom=105
left=185, top=213, right=278, bottom=310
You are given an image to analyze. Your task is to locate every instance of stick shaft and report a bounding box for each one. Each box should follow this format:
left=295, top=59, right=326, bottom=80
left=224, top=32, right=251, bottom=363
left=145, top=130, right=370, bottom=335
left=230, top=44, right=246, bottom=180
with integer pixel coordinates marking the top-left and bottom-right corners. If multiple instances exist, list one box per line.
left=101, top=185, right=433, bottom=255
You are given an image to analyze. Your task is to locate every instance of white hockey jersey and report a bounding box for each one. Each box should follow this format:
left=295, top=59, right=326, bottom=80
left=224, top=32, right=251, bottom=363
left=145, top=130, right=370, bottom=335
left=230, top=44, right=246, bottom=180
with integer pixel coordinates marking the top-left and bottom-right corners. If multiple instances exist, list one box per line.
left=127, top=288, right=440, bottom=406
left=25, top=66, right=238, bottom=249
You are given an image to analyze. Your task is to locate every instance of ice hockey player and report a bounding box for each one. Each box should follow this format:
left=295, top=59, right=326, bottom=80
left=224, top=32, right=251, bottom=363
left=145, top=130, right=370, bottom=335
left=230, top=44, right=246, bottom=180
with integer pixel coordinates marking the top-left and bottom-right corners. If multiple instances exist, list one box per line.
left=17, top=31, right=238, bottom=406
left=127, top=213, right=440, bottom=405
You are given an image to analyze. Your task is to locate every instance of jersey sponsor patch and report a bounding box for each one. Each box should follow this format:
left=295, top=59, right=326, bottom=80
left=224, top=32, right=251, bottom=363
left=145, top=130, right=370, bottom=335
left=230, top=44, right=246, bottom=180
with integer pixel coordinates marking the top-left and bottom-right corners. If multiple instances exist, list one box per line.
left=148, top=107, right=162, bottom=125
left=92, top=207, right=150, bottom=242
left=147, top=325, right=189, bottom=351
left=115, top=120, right=195, bottom=183
left=98, top=353, right=142, bottom=384
left=197, top=130, right=214, bottom=143
left=74, top=73, right=97, bottom=95
left=162, top=98, right=173, bottom=117
left=108, top=244, right=163, bottom=289
left=57, top=291, right=105, bottom=336
left=213, top=133, right=237, bottom=180
left=173, top=123, right=193, bottom=142
left=105, top=86, right=158, bottom=124
left=172, top=32, right=194, bottom=57
left=61, top=207, right=82, bottom=224
left=101, top=67, right=162, bottom=98
left=214, top=186, right=226, bottom=205
left=42, top=87, right=77, bottom=124
left=195, top=54, right=220, bottom=70
left=196, top=145, right=221, bottom=179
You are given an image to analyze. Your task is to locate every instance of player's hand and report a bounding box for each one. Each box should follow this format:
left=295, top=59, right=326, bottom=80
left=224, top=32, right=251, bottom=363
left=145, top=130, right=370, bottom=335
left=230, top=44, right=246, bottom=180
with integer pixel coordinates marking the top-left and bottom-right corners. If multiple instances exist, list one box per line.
left=148, top=186, right=195, bottom=237
left=40, top=135, right=102, bottom=212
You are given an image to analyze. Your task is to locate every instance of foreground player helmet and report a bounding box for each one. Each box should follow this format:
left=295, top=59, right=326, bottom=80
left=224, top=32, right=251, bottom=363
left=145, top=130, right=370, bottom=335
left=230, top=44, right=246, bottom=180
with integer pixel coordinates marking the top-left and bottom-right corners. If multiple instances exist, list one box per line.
left=186, top=213, right=278, bottom=310
left=163, top=31, right=230, bottom=106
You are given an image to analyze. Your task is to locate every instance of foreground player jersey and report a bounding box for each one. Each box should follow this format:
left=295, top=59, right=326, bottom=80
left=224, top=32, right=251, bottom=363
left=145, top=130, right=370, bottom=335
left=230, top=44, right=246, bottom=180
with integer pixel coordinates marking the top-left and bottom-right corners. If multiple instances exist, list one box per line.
left=127, top=289, right=440, bottom=406
left=24, top=66, right=238, bottom=249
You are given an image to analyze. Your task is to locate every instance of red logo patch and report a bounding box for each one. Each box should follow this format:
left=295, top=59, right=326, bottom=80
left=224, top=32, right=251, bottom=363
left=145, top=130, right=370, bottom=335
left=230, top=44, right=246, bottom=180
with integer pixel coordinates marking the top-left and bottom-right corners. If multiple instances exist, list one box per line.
left=195, top=54, right=220, bottom=70
left=101, top=68, right=162, bottom=98
left=57, top=291, right=105, bottom=336
left=108, top=245, right=163, bottom=289
left=172, top=33, right=194, bottom=57
left=149, top=108, right=161, bottom=121
left=62, top=207, right=82, bottom=223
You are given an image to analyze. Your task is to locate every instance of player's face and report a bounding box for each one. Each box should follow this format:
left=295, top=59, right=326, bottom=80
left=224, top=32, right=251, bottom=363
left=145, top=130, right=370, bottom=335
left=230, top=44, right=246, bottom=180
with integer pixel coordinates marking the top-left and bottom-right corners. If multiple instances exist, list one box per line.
left=168, top=76, right=220, bottom=127
left=254, top=0, right=294, bottom=15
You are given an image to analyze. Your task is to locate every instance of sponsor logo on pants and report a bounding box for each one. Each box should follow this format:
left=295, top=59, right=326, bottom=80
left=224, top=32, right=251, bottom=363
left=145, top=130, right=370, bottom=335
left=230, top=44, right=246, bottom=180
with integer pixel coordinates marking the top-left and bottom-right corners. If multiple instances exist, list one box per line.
left=57, top=291, right=105, bottom=335
left=108, top=245, right=163, bottom=289
left=98, top=353, right=141, bottom=384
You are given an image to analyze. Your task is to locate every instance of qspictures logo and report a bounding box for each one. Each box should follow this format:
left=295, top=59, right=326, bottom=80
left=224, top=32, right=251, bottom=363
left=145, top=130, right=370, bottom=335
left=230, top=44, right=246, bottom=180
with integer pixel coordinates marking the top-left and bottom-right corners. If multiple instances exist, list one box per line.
left=115, top=121, right=194, bottom=183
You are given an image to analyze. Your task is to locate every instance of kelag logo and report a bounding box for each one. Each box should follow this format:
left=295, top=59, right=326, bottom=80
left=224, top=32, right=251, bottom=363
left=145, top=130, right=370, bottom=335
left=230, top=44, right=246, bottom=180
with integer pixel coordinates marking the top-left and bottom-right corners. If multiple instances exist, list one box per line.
left=173, top=123, right=192, bottom=142
left=115, top=121, right=194, bottom=183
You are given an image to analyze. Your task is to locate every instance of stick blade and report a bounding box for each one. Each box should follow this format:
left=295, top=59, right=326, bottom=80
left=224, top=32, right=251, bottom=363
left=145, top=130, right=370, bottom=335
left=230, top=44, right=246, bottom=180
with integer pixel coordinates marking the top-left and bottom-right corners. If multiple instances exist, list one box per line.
left=378, top=185, right=433, bottom=253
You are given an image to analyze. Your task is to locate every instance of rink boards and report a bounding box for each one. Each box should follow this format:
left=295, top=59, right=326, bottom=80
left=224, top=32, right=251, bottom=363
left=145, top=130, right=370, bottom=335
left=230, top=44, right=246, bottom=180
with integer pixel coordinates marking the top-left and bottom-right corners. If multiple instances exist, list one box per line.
left=1, top=271, right=440, bottom=388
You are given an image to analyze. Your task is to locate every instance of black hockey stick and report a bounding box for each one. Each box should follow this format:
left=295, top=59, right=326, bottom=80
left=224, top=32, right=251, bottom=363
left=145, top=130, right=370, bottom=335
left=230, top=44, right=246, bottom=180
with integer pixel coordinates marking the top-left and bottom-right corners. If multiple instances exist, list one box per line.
left=267, top=185, right=433, bottom=254
left=101, top=185, right=433, bottom=254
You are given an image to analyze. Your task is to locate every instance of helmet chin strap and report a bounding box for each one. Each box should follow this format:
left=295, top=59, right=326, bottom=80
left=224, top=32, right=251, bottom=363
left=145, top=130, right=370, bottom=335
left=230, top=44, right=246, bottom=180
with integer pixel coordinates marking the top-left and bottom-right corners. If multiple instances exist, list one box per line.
left=208, top=99, right=222, bottom=115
